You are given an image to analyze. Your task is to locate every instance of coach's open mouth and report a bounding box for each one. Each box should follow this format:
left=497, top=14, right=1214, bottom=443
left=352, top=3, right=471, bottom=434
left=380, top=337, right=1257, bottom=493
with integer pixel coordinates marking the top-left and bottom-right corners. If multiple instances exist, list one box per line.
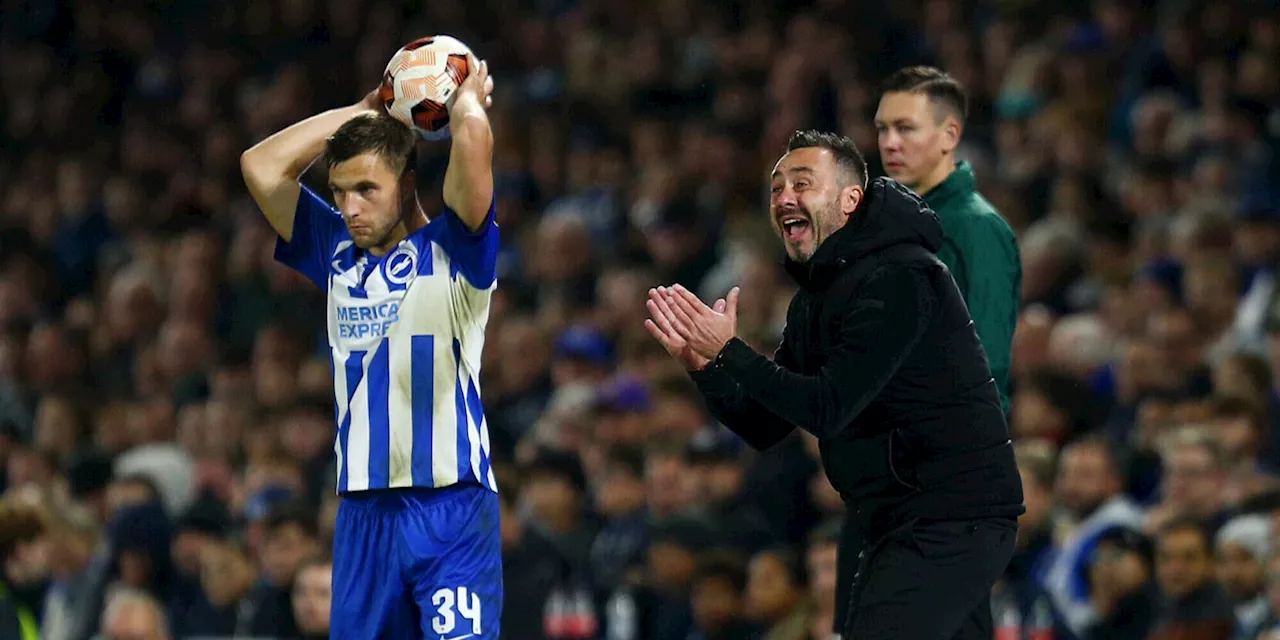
left=780, top=214, right=810, bottom=242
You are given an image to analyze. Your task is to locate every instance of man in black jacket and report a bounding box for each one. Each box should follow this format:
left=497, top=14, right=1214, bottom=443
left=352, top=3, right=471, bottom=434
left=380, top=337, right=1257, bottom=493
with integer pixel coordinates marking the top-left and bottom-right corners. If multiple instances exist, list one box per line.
left=645, top=130, right=1024, bottom=639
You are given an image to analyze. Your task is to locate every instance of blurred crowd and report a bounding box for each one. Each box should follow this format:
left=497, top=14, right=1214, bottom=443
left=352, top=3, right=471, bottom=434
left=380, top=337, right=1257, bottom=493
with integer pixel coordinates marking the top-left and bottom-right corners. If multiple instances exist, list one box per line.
left=1, top=0, right=1279, bottom=639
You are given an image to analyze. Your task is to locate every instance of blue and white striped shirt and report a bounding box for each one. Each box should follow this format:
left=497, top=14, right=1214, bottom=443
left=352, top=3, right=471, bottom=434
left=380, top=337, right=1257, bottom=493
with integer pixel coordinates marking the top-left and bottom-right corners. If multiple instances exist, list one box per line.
left=275, top=185, right=499, bottom=494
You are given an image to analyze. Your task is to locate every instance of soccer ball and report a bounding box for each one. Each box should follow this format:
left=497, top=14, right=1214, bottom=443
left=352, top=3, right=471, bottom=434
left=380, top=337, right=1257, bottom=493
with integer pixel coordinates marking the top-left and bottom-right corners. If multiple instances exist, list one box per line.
left=379, top=35, right=472, bottom=141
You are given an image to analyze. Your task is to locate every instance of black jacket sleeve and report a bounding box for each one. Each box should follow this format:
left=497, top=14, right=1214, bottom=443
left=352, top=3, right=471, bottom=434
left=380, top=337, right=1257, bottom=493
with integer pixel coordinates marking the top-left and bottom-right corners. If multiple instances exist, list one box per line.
left=711, top=265, right=937, bottom=440
left=689, top=341, right=797, bottom=451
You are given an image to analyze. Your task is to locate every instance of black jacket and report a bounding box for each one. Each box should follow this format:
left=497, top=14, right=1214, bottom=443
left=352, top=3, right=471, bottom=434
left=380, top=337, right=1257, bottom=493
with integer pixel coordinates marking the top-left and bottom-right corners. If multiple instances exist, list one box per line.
left=690, top=178, right=1023, bottom=535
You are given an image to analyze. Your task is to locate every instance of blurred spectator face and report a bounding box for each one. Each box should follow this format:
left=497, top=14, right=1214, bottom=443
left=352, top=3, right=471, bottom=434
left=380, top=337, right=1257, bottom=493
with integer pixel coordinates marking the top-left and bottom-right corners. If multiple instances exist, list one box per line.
left=1055, top=440, right=1121, bottom=518
left=1161, top=442, right=1225, bottom=518
left=1217, top=541, right=1266, bottom=602
left=875, top=92, right=960, bottom=193
left=491, top=318, right=549, bottom=394
left=263, top=520, right=319, bottom=587
left=1211, top=412, right=1261, bottom=464
left=1011, top=386, right=1067, bottom=442
left=533, top=217, right=593, bottom=283
left=698, top=458, right=745, bottom=504
left=645, top=451, right=698, bottom=517
left=523, top=471, right=581, bottom=531
left=199, top=540, right=257, bottom=607
left=34, top=394, right=81, bottom=458
left=1235, top=221, right=1280, bottom=266
left=1012, top=308, right=1054, bottom=377
left=650, top=390, right=708, bottom=439
left=292, top=561, right=333, bottom=635
left=119, top=549, right=158, bottom=589
left=1183, top=262, right=1237, bottom=329
left=6, top=448, right=56, bottom=490
left=279, top=409, right=333, bottom=463
left=171, top=529, right=213, bottom=578
left=1156, top=525, right=1214, bottom=600
left=691, top=574, right=742, bottom=632
left=25, top=323, right=83, bottom=391
left=647, top=541, right=697, bottom=592
left=745, top=551, right=804, bottom=623
left=1088, top=539, right=1149, bottom=611
left=593, top=462, right=646, bottom=519
left=768, top=146, right=862, bottom=263
left=1148, top=309, right=1202, bottom=375
left=102, top=598, right=169, bottom=640
left=3, top=534, right=49, bottom=586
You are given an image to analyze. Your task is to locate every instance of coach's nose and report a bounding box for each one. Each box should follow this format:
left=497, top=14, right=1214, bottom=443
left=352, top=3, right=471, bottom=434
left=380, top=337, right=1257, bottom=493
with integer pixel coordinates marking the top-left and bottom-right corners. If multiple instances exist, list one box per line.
left=773, top=185, right=799, bottom=209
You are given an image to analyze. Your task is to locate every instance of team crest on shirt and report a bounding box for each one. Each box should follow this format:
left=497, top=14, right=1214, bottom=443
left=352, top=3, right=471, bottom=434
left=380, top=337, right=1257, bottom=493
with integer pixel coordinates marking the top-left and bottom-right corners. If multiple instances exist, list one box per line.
left=383, top=246, right=418, bottom=286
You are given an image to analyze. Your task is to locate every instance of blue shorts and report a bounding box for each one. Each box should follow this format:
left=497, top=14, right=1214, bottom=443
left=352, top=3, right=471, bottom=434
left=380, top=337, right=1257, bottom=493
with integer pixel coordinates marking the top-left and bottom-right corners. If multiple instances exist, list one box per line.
left=330, top=484, right=502, bottom=639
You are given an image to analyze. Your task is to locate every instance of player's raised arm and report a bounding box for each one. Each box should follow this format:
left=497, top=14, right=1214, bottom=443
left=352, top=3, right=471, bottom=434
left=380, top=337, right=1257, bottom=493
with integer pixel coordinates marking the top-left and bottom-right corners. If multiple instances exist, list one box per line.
left=240, top=91, right=381, bottom=241
left=442, top=54, right=495, bottom=232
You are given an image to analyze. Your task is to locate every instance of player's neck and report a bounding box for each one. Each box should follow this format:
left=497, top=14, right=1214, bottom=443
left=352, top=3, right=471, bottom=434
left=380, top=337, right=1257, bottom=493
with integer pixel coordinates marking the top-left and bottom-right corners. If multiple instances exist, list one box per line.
left=369, top=208, right=429, bottom=257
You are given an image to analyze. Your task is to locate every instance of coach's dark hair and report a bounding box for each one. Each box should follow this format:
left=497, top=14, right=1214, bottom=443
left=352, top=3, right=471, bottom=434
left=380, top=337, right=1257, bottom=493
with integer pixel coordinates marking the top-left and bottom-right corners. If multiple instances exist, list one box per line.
left=786, top=130, right=868, bottom=189
left=880, top=66, right=969, bottom=124
left=323, top=112, right=417, bottom=174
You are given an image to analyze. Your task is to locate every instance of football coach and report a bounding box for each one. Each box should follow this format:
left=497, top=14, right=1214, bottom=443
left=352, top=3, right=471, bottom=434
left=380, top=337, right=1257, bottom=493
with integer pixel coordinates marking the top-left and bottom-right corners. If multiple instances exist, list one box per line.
left=645, top=130, right=1025, bottom=640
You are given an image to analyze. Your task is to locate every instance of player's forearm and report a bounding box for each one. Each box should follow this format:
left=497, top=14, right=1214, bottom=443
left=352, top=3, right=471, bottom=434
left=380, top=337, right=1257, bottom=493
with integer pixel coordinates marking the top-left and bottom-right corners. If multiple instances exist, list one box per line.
left=241, top=104, right=372, bottom=184
left=443, top=94, right=494, bottom=230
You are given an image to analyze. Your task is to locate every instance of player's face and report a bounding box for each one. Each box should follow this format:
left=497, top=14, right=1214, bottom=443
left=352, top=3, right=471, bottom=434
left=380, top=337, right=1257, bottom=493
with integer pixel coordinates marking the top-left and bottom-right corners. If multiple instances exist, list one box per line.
left=769, top=147, right=862, bottom=263
left=875, top=92, right=958, bottom=192
left=329, top=152, right=413, bottom=253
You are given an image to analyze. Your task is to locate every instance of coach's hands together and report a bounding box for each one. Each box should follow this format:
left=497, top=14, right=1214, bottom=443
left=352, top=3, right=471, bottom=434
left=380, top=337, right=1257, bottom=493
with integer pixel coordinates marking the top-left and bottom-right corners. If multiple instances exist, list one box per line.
left=645, top=285, right=739, bottom=370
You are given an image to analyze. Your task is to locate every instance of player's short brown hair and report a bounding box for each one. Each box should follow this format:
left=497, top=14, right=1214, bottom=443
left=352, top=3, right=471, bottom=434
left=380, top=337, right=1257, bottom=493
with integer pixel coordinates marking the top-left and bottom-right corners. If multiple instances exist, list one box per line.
left=880, top=66, right=969, bottom=124
left=324, top=112, right=417, bottom=174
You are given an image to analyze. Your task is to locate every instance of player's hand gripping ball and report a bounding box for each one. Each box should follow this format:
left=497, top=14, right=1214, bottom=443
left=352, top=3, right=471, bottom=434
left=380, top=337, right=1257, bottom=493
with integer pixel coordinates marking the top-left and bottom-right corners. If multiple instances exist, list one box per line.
left=379, top=35, right=473, bottom=141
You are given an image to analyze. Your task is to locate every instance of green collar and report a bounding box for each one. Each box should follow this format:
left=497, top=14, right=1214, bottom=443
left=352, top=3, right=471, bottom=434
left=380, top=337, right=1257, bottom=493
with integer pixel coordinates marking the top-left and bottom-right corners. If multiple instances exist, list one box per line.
left=922, top=160, right=977, bottom=212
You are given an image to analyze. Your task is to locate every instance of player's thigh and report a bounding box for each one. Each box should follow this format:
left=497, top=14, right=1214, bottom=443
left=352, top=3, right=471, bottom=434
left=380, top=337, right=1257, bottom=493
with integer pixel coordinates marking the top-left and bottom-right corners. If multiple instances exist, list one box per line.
left=844, top=518, right=1015, bottom=640
left=400, top=486, right=504, bottom=640
left=330, top=495, right=415, bottom=638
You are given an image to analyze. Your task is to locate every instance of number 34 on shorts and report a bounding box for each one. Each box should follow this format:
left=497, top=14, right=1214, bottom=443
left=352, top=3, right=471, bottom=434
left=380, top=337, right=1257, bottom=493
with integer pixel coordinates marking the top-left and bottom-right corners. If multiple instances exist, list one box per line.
left=431, top=586, right=484, bottom=639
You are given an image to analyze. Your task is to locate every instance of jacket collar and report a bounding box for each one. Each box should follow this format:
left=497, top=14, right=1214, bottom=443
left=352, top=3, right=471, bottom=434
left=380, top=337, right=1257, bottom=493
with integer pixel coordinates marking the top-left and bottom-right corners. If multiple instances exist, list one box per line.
left=922, top=161, right=977, bottom=215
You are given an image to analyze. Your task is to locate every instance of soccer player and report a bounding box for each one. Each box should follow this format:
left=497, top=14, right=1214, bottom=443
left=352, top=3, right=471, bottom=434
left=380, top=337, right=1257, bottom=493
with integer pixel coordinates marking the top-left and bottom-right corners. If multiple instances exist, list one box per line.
left=240, top=55, right=502, bottom=639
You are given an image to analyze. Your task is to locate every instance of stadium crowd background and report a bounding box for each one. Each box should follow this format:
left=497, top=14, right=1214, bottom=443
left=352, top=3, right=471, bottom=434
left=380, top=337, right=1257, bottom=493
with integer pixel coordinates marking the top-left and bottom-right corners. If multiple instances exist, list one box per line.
left=0, top=0, right=1279, bottom=638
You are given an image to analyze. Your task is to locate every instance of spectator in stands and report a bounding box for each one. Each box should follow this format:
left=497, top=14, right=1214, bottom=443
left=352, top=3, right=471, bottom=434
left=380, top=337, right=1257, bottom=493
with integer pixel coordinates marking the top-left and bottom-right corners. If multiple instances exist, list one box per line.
left=744, top=547, right=812, bottom=640
left=998, top=440, right=1065, bottom=637
left=1083, top=527, right=1160, bottom=640
left=688, top=553, right=759, bottom=640
left=1043, top=436, right=1146, bottom=637
left=1145, top=427, right=1232, bottom=534
left=1214, top=515, right=1273, bottom=639
left=804, top=522, right=841, bottom=640
left=292, top=555, right=333, bottom=640
left=100, top=589, right=169, bottom=640
left=588, top=446, right=649, bottom=593
left=240, top=501, right=321, bottom=637
left=1149, top=517, right=1235, bottom=640
left=0, top=496, right=46, bottom=640
left=497, top=468, right=559, bottom=640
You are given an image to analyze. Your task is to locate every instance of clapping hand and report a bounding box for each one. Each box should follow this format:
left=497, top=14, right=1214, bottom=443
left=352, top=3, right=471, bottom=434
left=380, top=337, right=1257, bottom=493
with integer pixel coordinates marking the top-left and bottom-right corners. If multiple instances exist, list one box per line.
left=645, top=284, right=740, bottom=369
